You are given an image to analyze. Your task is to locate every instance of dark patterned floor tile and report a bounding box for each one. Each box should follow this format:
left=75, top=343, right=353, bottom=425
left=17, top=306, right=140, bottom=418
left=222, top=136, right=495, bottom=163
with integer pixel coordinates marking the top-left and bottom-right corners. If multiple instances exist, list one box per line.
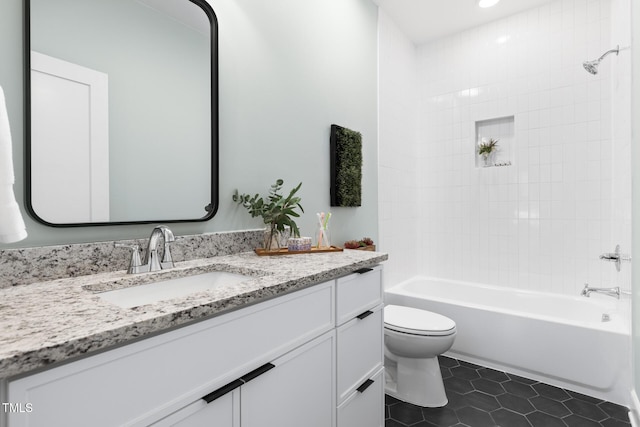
left=478, top=368, right=509, bottom=383
left=439, top=356, right=460, bottom=368
left=563, top=413, right=604, bottom=427
left=441, top=366, right=453, bottom=379
left=490, top=408, right=531, bottom=427
left=389, top=401, right=425, bottom=425
left=446, top=391, right=470, bottom=411
left=455, top=406, right=495, bottom=427
left=422, top=406, right=460, bottom=426
left=567, top=390, right=605, bottom=404
left=457, top=360, right=483, bottom=370
left=564, top=397, right=608, bottom=422
left=599, top=401, right=632, bottom=421
left=501, top=380, right=537, bottom=399
left=387, top=394, right=402, bottom=405
left=531, top=382, right=571, bottom=401
left=451, top=366, right=481, bottom=381
left=463, top=390, right=500, bottom=412
left=601, top=417, right=633, bottom=427
left=506, top=373, right=538, bottom=385
left=471, top=378, right=505, bottom=396
left=385, top=356, right=631, bottom=427
left=529, top=395, right=571, bottom=417
left=526, top=410, right=566, bottom=427
left=496, top=393, right=535, bottom=415
left=445, top=376, right=475, bottom=394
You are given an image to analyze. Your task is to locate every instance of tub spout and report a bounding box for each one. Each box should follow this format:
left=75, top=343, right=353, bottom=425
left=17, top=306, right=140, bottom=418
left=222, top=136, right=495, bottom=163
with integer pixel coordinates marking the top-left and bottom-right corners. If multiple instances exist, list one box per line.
left=580, top=284, right=620, bottom=299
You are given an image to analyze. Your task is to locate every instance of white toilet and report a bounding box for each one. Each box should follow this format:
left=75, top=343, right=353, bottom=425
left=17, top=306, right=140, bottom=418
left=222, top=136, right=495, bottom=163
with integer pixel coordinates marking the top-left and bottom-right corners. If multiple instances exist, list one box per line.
left=383, top=304, right=457, bottom=407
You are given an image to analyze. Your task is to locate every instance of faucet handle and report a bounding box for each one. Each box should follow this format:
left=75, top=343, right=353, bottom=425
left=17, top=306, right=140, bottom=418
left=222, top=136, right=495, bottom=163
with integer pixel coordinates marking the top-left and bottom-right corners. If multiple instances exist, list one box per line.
left=161, top=235, right=183, bottom=269
left=115, top=243, right=145, bottom=274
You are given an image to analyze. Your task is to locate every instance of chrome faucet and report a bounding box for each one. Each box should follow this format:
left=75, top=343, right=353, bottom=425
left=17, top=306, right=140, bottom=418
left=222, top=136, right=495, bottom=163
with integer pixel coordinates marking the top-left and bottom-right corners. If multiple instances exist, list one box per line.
left=116, top=225, right=176, bottom=274
left=143, top=225, right=176, bottom=271
left=580, top=284, right=620, bottom=299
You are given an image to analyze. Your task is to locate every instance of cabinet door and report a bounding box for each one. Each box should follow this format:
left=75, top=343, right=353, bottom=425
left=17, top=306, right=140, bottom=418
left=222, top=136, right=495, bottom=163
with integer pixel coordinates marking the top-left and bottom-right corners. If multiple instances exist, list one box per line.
left=241, top=332, right=335, bottom=427
left=151, top=391, right=239, bottom=427
left=336, top=304, right=383, bottom=403
left=337, top=368, right=384, bottom=427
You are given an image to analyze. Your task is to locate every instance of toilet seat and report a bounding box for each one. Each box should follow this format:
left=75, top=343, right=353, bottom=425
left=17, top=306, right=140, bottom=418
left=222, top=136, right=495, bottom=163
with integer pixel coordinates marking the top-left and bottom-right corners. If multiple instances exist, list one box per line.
left=384, top=305, right=456, bottom=337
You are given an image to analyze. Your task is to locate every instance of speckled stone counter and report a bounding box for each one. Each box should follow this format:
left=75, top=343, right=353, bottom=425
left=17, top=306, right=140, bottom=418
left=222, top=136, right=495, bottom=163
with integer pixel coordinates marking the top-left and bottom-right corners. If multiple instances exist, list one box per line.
left=0, top=248, right=387, bottom=380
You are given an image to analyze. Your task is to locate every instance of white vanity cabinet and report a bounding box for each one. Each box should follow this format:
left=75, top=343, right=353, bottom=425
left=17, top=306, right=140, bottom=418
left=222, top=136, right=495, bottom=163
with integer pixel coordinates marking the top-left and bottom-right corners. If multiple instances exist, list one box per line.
left=335, top=265, right=384, bottom=427
left=6, top=281, right=335, bottom=427
left=5, top=264, right=385, bottom=427
left=153, top=331, right=334, bottom=427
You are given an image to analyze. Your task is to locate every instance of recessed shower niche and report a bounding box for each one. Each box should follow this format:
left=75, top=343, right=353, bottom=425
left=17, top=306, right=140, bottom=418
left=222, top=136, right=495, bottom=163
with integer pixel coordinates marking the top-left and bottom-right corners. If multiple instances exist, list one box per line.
left=474, top=116, right=514, bottom=168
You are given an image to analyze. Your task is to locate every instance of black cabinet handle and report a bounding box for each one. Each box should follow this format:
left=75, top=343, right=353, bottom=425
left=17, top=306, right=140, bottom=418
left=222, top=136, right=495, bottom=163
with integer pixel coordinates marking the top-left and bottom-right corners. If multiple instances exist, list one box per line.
left=354, top=267, right=373, bottom=274
left=202, top=379, right=243, bottom=403
left=356, top=310, right=373, bottom=320
left=202, top=362, right=276, bottom=404
left=240, top=363, right=276, bottom=383
left=356, top=378, right=375, bottom=393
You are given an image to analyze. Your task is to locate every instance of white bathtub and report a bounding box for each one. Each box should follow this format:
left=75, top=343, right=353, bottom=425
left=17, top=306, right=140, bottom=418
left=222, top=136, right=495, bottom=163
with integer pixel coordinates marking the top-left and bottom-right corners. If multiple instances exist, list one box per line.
left=385, top=277, right=631, bottom=405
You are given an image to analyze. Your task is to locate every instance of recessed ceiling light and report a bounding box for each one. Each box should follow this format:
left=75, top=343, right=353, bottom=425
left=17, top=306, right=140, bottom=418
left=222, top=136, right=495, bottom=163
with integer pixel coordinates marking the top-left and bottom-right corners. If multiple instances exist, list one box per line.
left=479, top=0, right=500, bottom=8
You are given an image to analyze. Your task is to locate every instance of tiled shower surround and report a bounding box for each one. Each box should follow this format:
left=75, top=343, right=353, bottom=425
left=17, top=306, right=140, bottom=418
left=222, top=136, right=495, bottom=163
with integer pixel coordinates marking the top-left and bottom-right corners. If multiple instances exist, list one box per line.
left=379, top=0, right=632, bottom=297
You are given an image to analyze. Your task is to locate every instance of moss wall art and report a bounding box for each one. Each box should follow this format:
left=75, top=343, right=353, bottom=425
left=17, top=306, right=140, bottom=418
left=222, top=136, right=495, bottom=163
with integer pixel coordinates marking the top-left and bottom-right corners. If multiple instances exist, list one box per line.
left=330, top=124, right=362, bottom=207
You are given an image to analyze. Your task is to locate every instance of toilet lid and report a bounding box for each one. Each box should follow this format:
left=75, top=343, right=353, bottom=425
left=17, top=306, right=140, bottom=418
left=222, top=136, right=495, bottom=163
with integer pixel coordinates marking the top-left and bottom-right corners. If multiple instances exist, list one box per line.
left=384, top=305, right=456, bottom=336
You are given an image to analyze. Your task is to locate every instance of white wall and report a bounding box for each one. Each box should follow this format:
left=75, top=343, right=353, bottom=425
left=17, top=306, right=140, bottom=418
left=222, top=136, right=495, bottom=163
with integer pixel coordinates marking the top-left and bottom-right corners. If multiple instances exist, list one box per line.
left=412, top=0, right=630, bottom=296
left=377, top=10, right=420, bottom=289
left=0, top=0, right=379, bottom=248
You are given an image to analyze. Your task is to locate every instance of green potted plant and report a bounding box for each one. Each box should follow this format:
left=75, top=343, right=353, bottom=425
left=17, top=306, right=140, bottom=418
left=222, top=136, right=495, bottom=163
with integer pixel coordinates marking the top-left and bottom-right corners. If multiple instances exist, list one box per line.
left=233, top=179, right=304, bottom=251
left=478, top=138, right=499, bottom=167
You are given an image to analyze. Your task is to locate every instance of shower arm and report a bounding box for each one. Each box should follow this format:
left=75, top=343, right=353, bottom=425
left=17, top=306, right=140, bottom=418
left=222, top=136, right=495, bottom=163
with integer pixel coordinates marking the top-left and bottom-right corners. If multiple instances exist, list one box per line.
left=596, top=45, right=619, bottom=62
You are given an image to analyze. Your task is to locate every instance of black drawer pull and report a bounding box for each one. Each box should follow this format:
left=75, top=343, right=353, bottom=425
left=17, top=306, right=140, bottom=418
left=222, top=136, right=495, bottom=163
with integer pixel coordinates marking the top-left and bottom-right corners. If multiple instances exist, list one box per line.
left=354, top=267, right=373, bottom=274
left=240, top=362, right=276, bottom=383
left=202, top=362, right=276, bottom=404
left=356, top=379, right=375, bottom=393
left=356, top=310, right=373, bottom=320
left=202, top=379, right=243, bottom=403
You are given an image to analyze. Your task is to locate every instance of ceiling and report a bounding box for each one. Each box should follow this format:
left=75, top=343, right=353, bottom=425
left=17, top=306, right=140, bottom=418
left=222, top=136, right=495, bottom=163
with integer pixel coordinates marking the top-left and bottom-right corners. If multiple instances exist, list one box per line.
left=372, top=0, right=553, bottom=44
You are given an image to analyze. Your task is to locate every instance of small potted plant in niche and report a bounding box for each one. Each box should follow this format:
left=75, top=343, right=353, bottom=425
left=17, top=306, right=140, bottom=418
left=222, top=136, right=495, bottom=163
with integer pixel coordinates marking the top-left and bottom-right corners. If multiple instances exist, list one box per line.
left=233, top=179, right=303, bottom=252
left=478, top=138, right=499, bottom=167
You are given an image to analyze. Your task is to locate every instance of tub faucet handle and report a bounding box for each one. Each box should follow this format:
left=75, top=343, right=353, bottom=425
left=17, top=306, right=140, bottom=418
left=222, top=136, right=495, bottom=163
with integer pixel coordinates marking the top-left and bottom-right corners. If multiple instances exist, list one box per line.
left=599, top=244, right=631, bottom=272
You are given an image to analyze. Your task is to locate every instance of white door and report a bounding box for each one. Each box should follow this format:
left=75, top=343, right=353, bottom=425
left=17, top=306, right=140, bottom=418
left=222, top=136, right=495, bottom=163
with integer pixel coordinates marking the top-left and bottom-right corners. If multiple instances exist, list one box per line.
left=30, top=51, right=110, bottom=223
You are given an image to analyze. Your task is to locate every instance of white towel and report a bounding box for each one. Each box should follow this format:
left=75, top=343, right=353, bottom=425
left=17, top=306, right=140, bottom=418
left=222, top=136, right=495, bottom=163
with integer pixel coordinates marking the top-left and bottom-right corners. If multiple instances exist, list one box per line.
left=0, top=85, right=27, bottom=243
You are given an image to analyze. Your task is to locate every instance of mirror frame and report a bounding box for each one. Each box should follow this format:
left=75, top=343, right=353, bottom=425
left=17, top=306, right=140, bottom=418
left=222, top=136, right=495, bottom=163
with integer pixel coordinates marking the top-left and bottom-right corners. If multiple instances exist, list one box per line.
left=23, top=0, right=218, bottom=227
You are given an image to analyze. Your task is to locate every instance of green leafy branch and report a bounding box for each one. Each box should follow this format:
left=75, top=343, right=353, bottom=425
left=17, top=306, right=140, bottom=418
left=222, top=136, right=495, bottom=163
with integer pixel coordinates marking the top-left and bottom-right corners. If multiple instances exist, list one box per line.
left=233, top=179, right=304, bottom=248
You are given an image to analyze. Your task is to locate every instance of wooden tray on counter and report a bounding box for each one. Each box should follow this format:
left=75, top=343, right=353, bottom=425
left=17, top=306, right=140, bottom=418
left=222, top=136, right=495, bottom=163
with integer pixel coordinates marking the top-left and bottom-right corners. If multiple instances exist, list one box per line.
left=254, top=246, right=344, bottom=256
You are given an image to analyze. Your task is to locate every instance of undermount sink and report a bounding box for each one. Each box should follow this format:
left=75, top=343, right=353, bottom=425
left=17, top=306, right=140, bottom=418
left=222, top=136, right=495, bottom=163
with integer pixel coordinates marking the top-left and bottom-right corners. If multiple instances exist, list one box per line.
left=98, top=271, right=251, bottom=308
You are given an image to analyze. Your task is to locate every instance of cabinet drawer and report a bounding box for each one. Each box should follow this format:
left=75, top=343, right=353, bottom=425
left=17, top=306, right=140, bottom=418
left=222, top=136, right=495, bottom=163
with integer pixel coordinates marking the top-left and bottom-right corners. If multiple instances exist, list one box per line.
left=337, top=367, right=384, bottom=427
left=8, top=281, right=334, bottom=427
left=336, top=265, right=382, bottom=325
left=336, top=303, right=383, bottom=403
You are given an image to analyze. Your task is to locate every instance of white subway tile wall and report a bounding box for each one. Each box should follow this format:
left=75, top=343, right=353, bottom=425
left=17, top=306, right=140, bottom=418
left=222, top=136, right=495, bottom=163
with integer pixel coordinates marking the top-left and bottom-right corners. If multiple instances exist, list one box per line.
left=379, top=0, right=631, bottom=296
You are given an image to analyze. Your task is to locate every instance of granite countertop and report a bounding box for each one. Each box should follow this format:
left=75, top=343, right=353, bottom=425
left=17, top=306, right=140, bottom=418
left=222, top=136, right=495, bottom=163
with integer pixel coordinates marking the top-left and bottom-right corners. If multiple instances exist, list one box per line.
left=0, top=249, right=387, bottom=380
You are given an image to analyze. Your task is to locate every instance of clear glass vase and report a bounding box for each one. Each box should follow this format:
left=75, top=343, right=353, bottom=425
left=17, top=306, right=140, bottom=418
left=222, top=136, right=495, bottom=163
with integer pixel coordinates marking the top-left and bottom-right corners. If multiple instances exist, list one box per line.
left=316, top=225, right=330, bottom=248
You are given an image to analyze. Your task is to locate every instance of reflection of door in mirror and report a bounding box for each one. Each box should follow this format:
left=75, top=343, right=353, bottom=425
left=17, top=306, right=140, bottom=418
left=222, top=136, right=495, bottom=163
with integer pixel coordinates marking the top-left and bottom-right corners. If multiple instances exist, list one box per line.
left=26, top=0, right=217, bottom=226
left=31, top=52, right=110, bottom=223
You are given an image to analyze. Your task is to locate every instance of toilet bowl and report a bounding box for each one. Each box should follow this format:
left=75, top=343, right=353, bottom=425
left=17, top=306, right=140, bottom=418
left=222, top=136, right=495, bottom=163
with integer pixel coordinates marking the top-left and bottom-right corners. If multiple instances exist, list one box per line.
left=384, top=304, right=456, bottom=407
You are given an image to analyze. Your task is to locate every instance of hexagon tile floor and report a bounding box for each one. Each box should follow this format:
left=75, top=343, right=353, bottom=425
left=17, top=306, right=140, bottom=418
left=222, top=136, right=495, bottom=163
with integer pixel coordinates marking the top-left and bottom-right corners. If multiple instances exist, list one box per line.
left=385, top=356, right=631, bottom=427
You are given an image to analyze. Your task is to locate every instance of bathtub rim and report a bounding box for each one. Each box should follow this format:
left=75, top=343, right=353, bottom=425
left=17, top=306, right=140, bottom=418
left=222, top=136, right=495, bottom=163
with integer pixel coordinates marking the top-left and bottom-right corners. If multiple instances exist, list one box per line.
left=386, top=275, right=630, bottom=335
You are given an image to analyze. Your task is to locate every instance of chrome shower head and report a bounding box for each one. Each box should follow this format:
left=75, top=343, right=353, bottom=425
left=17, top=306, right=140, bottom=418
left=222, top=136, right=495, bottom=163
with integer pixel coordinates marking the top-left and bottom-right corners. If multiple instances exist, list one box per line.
left=582, top=60, right=599, bottom=75
left=583, top=45, right=619, bottom=75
